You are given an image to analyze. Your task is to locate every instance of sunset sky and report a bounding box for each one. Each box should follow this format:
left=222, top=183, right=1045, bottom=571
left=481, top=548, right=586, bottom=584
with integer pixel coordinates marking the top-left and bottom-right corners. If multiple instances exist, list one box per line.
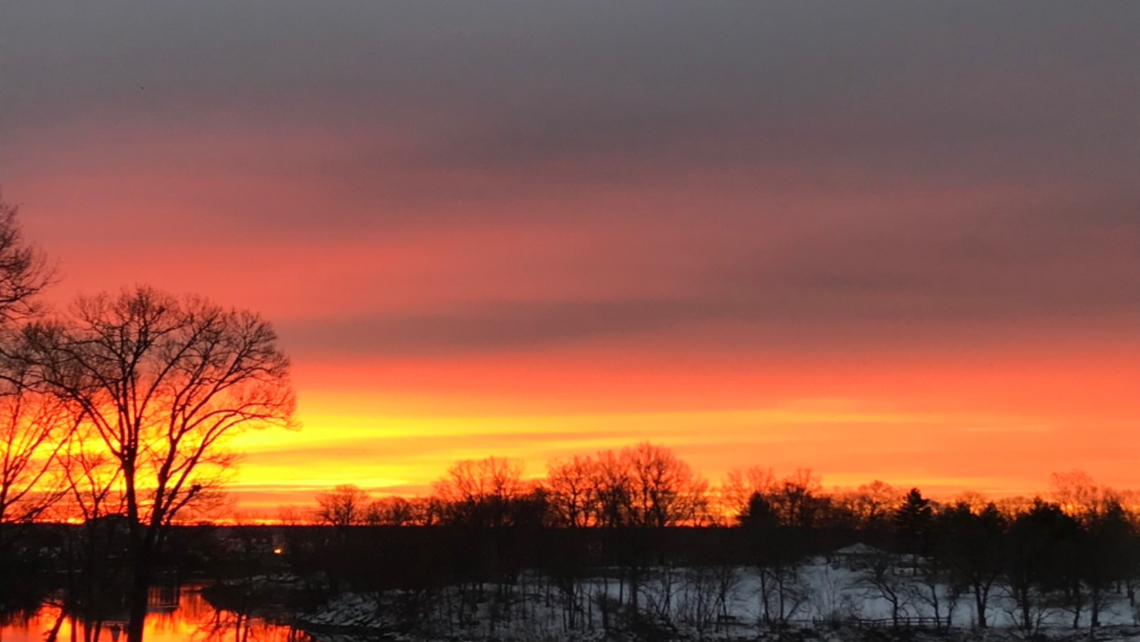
left=1, top=2, right=1137, bottom=510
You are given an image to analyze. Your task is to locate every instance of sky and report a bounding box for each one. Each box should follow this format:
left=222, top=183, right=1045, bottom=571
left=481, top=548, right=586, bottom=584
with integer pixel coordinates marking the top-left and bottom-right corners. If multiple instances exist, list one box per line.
left=1, top=2, right=1138, bottom=511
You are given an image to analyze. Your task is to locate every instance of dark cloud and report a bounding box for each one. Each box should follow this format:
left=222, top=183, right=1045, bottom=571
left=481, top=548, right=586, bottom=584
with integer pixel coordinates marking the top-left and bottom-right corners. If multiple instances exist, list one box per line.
left=4, top=1, right=1136, bottom=179
left=1, top=1, right=1136, bottom=359
left=279, top=299, right=705, bottom=356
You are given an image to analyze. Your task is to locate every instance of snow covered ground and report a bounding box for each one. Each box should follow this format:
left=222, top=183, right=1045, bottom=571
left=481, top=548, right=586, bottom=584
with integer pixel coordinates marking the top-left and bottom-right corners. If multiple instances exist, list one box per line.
left=297, top=555, right=1140, bottom=641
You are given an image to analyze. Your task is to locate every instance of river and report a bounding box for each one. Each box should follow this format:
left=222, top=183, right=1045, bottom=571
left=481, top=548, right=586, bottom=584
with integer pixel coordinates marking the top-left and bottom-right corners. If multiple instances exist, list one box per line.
left=0, top=586, right=311, bottom=642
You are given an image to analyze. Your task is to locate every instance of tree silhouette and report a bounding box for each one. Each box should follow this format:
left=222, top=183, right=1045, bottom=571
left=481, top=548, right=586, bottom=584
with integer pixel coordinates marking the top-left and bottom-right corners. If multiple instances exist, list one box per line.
left=18, top=286, right=296, bottom=642
left=937, top=502, right=1006, bottom=628
left=768, top=469, right=824, bottom=529
left=722, top=466, right=776, bottom=520
left=365, top=495, right=423, bottom=526
left=623, top=442, right=707, bottom=529
left=545, top=455, right=597, bottom=528
left=55, top=418, right=129, bottom=642
left=0, top=196, right=61, bottom=622
left=0, top=196, right=52, bottom=324
left=0, top=198, right=60, bottom=529
left=894, top=488, right=934, bottom=560
left=851, top=480, right=903, bottom=528
left=434, top=456, right=526, bottom=528
left=1081, top=500, right=1132, bottom=628
left=592, top=449, right=634, bottom=529
left=741, top=492, right=809, bottom=627
left=315, top=484, right=370, bottom=527
left=1003, top=500, right=1081, bottom=633
left=0, top=366, right=72, bottom=527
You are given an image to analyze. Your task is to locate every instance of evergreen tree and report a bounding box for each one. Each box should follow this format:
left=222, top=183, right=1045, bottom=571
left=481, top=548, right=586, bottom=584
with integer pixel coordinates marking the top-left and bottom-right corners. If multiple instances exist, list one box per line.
left=894, top=488, right=934, bottom=558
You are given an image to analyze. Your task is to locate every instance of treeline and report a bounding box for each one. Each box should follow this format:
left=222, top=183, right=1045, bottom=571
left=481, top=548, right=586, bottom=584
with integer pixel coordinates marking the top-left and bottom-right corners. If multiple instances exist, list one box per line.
left=304, top=442, right=1133, bottom=532
left=268, top=444, right=1140, bottom=638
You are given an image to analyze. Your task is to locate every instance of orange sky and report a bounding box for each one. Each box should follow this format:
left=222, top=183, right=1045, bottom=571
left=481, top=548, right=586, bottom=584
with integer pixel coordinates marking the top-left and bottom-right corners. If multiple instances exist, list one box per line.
left=1, top=3, right=1137, bottom=510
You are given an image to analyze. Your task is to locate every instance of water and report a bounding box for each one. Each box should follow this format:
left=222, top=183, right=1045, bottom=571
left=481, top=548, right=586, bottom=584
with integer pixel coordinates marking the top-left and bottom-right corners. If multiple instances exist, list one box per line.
left=0, top=586, right=311, bottom=642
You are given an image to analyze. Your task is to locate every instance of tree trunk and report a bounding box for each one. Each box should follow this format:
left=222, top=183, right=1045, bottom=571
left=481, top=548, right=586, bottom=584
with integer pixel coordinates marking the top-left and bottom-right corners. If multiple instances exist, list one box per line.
left=1023, top=596, right=1031, bottom=633
left=126, top=554, right=151, bottom=642
left=1071, top=583, right=1082, bottom=629
left=973, top=583, right=987, bottom=628
left=1090, top=585, right=1101, bottom=629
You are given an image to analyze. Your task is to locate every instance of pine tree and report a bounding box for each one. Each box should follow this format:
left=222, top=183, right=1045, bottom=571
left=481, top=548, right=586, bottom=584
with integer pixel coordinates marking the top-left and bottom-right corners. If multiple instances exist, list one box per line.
left=894, top=488, right=934, bottom=558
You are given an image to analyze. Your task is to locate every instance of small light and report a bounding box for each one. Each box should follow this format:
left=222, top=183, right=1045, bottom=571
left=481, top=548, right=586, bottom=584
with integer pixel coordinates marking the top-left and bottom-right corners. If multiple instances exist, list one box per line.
left=273, top=547, right=283, bottom=555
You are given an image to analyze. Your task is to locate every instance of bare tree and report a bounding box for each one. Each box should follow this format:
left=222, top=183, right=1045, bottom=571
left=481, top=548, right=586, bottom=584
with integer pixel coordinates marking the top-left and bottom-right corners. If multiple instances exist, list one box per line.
left=315, top=484, right=370, bottom=527
left=623, top=442, right=707, bottom=528
left=1082, top=501, right=1133, bottom=629
left=741, top=493, right=810, bottom=628
left=0, top=196, right=52, bottom=324
left=591, top=443, right=707, bottom=621
left=0, top=195, right=63, bottom=531
left=768, top=469, right=824, bottom=529
left=938, top=502, right=1006, bottom=629
left=433, top=456, right=526, bottom=528
left=854, top=547, right=912, bottom=628
left=721, top=466, right=776, bottom=521
left=0, top=196, right=64, bottom=629
left=1002, top=501, right=1077, bottom=634
left=18, top=286, right=296, bottom=642
left=678, top=564, right=733, bottom=639
left=1051, top=470, right=1113, bottom=522
left=365, top=495, right=421, bottom=526
left=850, top=480, right=903, bottom=527
left=545, top=455, right=597, bottom=527
left=57, top=421, right=125, bottom=525
left=55, top=420, right=128, bottom=642
left=592, top=449, right=634, bottom=528
left=0, top=380, right=72, bottom=529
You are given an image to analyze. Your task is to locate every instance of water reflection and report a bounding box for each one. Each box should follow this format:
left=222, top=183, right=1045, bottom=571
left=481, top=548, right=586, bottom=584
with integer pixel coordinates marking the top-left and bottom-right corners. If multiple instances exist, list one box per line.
left=0, top=586, right=310, bottom=642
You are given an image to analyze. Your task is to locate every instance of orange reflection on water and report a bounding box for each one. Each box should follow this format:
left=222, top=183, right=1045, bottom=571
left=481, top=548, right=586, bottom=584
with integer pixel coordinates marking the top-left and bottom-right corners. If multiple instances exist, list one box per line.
left=0, top=587, right=310, bottom=642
